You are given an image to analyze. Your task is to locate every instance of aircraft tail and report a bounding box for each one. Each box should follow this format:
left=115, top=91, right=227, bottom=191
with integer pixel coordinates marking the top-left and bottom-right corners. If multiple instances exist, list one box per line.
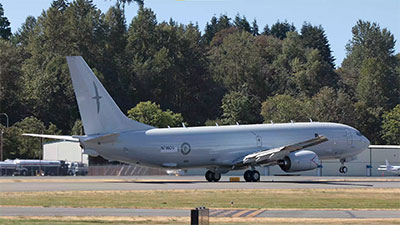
left=66, top=56, right=154, bottom=135
left=386, top=160, right=391, bottom=168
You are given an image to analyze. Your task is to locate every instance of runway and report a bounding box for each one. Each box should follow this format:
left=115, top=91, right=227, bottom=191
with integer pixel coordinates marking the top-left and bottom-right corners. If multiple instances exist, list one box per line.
left=1, top=176, right=399, bottom=192
left=1, top=206, right=399, bottom=218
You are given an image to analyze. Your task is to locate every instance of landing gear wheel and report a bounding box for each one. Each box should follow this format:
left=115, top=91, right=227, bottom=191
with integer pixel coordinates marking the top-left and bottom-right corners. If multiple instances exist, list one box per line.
left=251, top=170, right=260, bottom=182
left=244, top=170, right=252, bottom=182
left=205, top=170, right=213, bottom=182
left=339, top=166, right=348, bottom=174
left=244, top=170, right=260, bottom=182
left=205, top=170, right=221, bottom=182
left=213, top=172, right=221, bottom=182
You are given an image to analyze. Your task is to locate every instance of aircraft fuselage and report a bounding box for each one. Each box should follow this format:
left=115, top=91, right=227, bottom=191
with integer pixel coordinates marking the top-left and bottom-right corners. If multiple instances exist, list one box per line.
left=84, top=122, right=370, bottom=170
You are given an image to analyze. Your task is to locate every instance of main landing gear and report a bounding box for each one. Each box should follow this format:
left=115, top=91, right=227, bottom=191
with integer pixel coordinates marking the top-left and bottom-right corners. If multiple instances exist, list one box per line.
left=244, top=170, right=260, bottom=182
left=205, top=170, right=221, bottom=182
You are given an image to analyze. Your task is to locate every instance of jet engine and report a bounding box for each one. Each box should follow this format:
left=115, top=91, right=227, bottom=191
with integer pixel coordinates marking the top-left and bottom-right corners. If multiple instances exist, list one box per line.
left=278, top=150, right=320, bottom=172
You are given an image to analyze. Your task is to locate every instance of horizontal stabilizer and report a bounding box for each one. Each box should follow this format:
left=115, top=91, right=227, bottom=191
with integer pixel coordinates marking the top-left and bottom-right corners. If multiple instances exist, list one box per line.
left=22, top=133, right=79, bottom=142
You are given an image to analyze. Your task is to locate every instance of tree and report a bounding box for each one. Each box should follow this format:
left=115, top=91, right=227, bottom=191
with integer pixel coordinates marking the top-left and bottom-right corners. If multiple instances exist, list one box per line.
left=233, top=14, right=251, bottom=33
left=13, top=16, right=37, bottom=47
left=0, top=39, right=24, bottom=123
left=71, top=120, right=84, bottom=135
left=340, top=20, right=398, bottom=97
left=203, top=15, right=232, bottom=44
left=356, top=57, right=398, bottom=109
left=261, top=95, right=311, bottom=123
left=300, top=23, right=335, bottom=68
left=127, top=101, right=184, bottom=128
left=292, top=49, right=339, bottom=96
left=310, top=87, right=355, bottom=126
left=270, top=20, right=296, bottom=40
left=4, top=117, right=46, bottom=159
left=209, top=31, right=264, bottom=96
left=251, top=19, right=259, bottom=36
left=381, top=105, right=400, bottom=145
left=221, top=86, right=262, bottom=125
left=0, top=3, right=11, bottom=40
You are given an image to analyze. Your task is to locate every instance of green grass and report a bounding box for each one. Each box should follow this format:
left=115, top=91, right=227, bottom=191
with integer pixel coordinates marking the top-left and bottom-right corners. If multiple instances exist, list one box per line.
left=1, top=188, right=399, bottom=209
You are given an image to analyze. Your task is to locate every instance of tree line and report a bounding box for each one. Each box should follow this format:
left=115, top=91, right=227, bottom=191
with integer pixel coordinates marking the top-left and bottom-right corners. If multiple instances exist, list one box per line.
left=0, top=0, right=399, bottom=159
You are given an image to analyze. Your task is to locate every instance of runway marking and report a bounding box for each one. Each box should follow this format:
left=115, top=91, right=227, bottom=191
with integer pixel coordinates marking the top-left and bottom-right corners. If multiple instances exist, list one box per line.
left=245, top=209, right=264, bottom=217
left=208, top=210, right=222, bottom=216
left=215, top=210, right=235, bottom=217
left=231, top=209, right=252, bottom=217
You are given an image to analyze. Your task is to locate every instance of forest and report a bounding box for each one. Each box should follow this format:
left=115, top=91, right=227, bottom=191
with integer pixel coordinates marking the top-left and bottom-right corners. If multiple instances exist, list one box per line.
left=0, top=0, right=399, bottom=159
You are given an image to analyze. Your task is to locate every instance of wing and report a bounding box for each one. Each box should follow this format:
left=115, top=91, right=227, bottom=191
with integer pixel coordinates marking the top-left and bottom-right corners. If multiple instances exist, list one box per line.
left=236, top=135, right=328, bottom=166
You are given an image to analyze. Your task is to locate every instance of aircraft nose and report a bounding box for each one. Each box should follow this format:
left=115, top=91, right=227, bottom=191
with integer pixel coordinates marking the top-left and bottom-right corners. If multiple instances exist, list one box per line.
left=362, top=135, right=370, bottom=149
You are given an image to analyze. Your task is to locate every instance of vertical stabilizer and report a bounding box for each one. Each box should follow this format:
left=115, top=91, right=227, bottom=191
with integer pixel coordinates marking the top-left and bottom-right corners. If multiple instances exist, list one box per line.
left=66, top=56, right=153, bottom=135
left=386, top=160, right=391, bottom=169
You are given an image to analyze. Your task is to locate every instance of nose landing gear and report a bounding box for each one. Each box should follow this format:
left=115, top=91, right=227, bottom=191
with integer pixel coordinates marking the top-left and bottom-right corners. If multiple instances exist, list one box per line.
left=339, top=158, right=348, bottom=173
left=244, top=170, right=260, bottom=182
left=205, top=170, right=221, bottom=182
left=339, top=166, right=348, bottom=173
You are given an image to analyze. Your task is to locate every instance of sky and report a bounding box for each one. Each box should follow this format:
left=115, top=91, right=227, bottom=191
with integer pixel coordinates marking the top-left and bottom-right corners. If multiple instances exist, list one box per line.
left=1, top=0, right=399, bottom=66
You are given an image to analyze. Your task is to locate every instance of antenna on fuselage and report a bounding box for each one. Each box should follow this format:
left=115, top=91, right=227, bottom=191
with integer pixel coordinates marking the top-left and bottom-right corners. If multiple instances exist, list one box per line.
left=236, top=122, right=239, bottom=125
left=270, top=120, right=274, bottom=124
left=215, top=123, right=219, bottom=126
left=168, top=126, right=171, bottom=128
left=290, top=120, right=294, bottom=124
left=182, top=123, right=186, bottom=128
left=309, top=118, right=313, bottom=122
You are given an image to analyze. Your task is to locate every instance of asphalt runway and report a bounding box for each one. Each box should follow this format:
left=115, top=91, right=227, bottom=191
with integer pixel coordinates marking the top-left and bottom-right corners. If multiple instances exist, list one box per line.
left=1, top=206, right=400, bottom=218
left=0, top=176, right=400, bottom=192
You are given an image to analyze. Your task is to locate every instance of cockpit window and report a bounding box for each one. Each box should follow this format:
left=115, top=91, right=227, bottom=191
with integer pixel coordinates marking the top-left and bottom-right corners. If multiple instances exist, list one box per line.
left=355, top=130, right=362, bottom=136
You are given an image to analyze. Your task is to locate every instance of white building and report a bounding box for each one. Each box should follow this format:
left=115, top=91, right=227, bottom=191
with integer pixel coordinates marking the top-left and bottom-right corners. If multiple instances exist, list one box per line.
left=43, top=141, right=88, bottom=165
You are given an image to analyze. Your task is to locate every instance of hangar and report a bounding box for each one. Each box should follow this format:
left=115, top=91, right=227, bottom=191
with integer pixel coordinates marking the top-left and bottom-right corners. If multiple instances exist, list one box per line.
left=42, top=141, right=399, bottom=176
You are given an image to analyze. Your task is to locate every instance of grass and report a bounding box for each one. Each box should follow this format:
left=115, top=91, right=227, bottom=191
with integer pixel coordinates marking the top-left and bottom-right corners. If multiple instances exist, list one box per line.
left=0, top=188, right=399, bottom=209
left=1, top=217, right=400, bottom=225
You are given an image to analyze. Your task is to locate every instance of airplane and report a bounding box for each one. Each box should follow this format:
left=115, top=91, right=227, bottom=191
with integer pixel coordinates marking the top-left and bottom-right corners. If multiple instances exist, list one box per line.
left=24, top=56, right=371, bottom=182
left=378, top=160, right=400, bottom=175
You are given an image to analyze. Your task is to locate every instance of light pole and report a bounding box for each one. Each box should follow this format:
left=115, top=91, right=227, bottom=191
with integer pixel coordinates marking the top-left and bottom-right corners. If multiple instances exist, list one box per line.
left=0, top=113, right=9, bottom=161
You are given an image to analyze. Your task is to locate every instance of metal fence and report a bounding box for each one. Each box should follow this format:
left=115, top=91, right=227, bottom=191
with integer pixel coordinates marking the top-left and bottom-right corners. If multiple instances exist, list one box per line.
left=88, top=165, right=167, bottom=176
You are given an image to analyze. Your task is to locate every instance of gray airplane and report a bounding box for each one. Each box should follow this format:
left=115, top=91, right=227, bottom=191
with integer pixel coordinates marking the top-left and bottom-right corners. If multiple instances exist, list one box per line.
left=24, top=56, right=370, bottom=182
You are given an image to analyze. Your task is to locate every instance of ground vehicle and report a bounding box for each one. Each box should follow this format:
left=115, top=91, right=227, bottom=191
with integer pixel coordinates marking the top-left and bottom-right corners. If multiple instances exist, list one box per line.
left=67, top=162, right=88, bottom=176
left=0, top=161, right=17, bottom=176
left=3, top=159, right=69, bottom=176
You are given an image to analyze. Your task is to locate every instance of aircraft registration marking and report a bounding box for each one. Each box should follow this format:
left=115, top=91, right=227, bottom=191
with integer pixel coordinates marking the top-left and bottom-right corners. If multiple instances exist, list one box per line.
left=160, top=145, right=178, bottom=153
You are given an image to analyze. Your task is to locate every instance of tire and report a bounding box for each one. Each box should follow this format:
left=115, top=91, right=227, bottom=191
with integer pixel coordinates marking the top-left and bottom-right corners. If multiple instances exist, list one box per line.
left=205, top=170, right=213, bottom=182
left=213, top=173, right=221, bottom=182
left=244, top=170, right=252, bottom=182
left=251, top=170, right=260, bottom=182
left=68, top=171, right=74, bottom=176
left=21, top=170, right=27, bottom=176
left=342, top=166, right=348, bottom=173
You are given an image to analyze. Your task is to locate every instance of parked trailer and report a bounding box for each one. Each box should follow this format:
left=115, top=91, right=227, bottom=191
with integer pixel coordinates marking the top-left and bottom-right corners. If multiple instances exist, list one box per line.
left=5, top=159, right=69, bottom=176
left=0, top=161, right=17, bottom=176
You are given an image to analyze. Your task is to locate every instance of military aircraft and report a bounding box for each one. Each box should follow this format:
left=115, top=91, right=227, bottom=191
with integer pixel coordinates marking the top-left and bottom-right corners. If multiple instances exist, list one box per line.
left=24, top=56, right=370, bottom=182
left=378, top=160, right=400, bottom=175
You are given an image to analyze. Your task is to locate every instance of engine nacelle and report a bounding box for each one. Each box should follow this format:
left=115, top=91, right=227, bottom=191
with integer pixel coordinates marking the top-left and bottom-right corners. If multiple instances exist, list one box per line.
left=279, top=150, right=320, bottom=172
